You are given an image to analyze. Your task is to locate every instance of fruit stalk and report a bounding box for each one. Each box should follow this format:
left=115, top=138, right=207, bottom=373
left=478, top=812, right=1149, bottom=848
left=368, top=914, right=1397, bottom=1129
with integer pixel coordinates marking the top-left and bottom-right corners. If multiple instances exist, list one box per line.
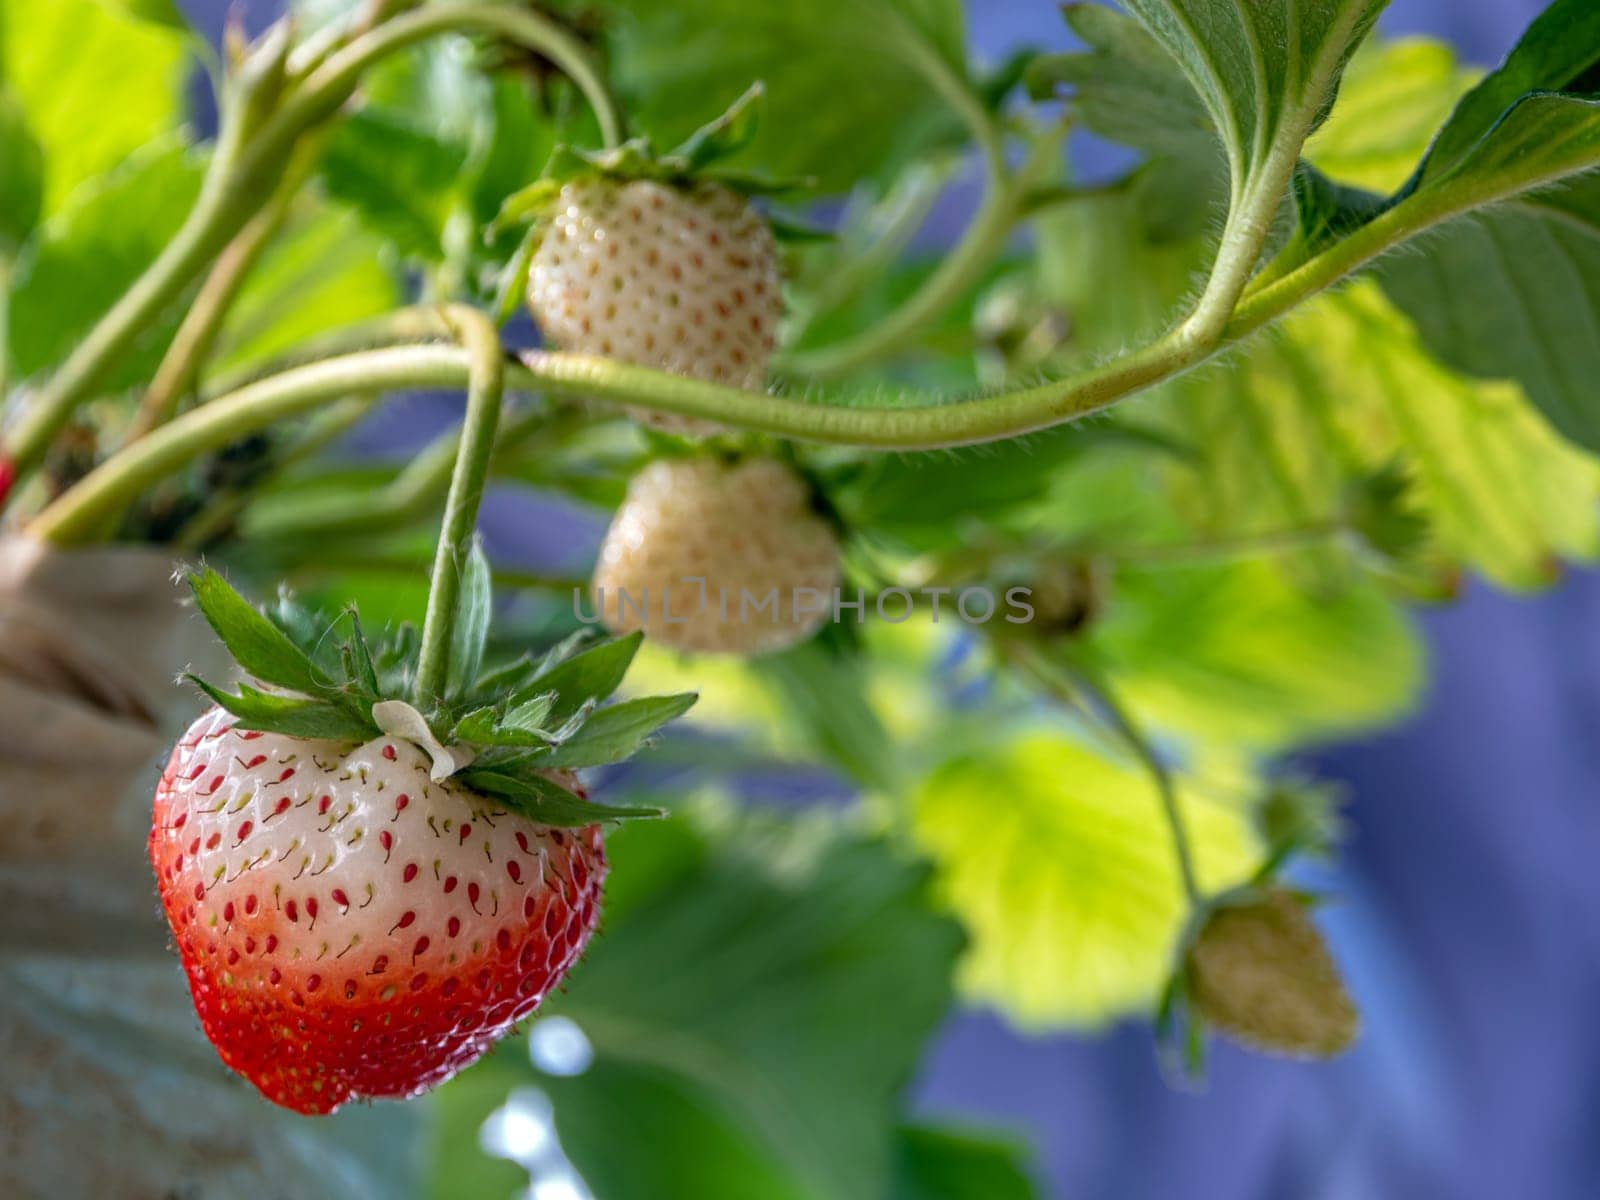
left=0, top=3, right=621, bottom=506
left=414, top=306, right=505, bottom=705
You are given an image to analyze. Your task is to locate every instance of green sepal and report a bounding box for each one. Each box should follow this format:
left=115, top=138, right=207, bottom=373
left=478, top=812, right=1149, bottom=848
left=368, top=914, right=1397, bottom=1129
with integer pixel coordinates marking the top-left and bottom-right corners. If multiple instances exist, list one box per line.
left=671, top=82, right=766, bottom=173
left=538, top=693, right=699, bottom=769
left=190, top=569, right=328, bottom=698
left=188, top=678, right=379, bottom=742
left=455, top=768, right=665, bottom=827
left=446, top=539, right=493, bottom=700
left=509, top=630, right=644, bottom=723
left=183, top=574, right=691, bottom=820
left=491, top=85, right=814, bottom=237
left=1343, top=461, right=1430, bottom=566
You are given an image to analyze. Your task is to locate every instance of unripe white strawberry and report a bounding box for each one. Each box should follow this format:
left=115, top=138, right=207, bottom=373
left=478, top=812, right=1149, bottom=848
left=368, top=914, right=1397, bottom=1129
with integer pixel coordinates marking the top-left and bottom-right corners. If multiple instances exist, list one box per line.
left=1186, top=889, right=1359, bottom=1059
left=591, top=456, right=842, bottom=656
left=526, top=178, right=783, bottom=434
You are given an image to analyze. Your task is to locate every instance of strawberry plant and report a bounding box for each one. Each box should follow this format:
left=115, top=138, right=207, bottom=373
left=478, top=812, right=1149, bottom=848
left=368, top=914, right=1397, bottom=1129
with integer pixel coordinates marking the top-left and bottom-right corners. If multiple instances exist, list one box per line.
left=2, top=0, right=1598, bottom=1196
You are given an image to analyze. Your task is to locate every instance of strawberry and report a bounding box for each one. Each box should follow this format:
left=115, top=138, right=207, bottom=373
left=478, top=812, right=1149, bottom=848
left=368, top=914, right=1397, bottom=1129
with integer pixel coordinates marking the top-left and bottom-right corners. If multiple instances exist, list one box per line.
left=152, top=564, right=693, bottom=1114
left=150, top=711, right=605, bottom=1114
left=525, top=177, right=782, bottom=434
left=591, top=455, right=842, bottom=656
left=0, top=455, right=14, bottom=507
left=1185, top=888, right=1359, bottom=1059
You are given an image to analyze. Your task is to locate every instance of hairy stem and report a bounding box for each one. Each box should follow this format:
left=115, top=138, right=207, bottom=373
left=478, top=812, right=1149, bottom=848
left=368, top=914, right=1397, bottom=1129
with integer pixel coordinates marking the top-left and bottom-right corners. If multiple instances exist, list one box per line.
left=414, top=307, right=505, bottom=705
left=1, top=3, right=620, bottom=502
left=29, top=164, right=1573, bottom=544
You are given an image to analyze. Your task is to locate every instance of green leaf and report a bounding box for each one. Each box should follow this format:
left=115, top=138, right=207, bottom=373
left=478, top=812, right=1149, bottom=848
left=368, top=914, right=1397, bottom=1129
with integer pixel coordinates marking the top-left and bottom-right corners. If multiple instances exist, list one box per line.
left=1378, top=181, right=1600, bottom=454
left=0, top=89, right=43, bottom=256
left=540, top=694, right=698, bottom=769
left=189, top=569, right=327, bottom=698
left=319, top=108, right=468, bottom=262
left=1092, top=558, right=1423, bottom=751
left=894, top=1125, right=1040, bottom=1200
left=542, top=804, right=964, bottom=1200
left=1406, top=0, right=1600, bottom=192
left=447, top=540, right=493, bottom=700
left=1115, top=0, right=1386, bottom=183
left=211, top=202, right=401, bottom=376
left=190, top=679, right=376, bottom=742
left=98, top=0, right=190, bottom=30
left=752, top=640, right=899, bottom=792
left=513, top=632, right=643, bottom=723
left=6, top=137, right=203, bottom=384
left=911, top=732, right=1257, bottom=1029
left=1294, top=10, right=1600, bottom=452
left=1156, top=280, right=1600, bottom=590
left=3, top=0, right=189, bottom=216
left=1303, top=37, right=1477, bottom=194
left=583, top=0, right=972, bottom=194
left=1030, top=5, right=1213, bottom=160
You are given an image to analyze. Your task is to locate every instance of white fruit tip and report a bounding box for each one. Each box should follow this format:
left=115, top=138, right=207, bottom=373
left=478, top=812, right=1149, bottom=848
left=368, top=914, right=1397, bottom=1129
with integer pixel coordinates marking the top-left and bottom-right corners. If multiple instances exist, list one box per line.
left=371, top=700, right=478, bottom=782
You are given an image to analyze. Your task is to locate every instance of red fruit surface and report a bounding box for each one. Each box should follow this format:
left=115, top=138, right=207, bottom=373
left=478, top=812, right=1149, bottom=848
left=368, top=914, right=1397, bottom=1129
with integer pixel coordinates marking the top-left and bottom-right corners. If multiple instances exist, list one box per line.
left=0, top=455, right=14, bottom=508
left=150, top=707, right=606, bottom=1115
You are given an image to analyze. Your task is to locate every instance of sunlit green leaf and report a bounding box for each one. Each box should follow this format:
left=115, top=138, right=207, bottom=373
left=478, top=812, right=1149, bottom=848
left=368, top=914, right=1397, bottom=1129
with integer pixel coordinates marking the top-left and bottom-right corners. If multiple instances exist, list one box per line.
left=1093, top=559, right=1423, bottom=751
left=1303, top=38, right=1476, bottom=193
left=6, top=138, right=203, bottom=384
left=97, top=0, right=190, bottom=31
left=3, top=0, right=189, bottom=215
left=0, top=89, right=43, bottom=256
left=912, top=732, right=1257, bottom=1030
left=1157, top=281, right=1600, bottom=591
left=1378, top=181, right=1600, bottom=456
left=211, top=203, right=401, bottom=375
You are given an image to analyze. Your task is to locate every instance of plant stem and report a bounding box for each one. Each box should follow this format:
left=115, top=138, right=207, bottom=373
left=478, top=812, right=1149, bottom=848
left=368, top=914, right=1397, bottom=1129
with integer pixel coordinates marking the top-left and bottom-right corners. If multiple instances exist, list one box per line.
left=29, top=155, right=1584, bottom=542
left=28, top=345, right=468, bottom=545
left=778, top=21, right=1017, bottom=380
left=1, top=3, right=621, bottom=502
left=414, top=306, right=505, bottom=706
left=172, top=397, right=371, bottom=552
left=244, top=403, right=548, bottom=544
left=1041, top=653, right=1202, bottom=907
left=126, top=158, right=306, bottom=442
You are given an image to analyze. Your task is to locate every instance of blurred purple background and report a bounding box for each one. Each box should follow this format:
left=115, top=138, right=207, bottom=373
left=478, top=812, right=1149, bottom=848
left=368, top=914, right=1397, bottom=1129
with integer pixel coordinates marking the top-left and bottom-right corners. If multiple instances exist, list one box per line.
left=184, top=3, right=1593, bottom=1198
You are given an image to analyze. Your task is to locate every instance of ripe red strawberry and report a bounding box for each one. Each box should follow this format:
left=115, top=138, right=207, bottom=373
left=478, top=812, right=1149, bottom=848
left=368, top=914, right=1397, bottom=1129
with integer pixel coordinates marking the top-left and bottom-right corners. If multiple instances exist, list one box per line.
left=154, top=567, right=691, bottom=1114
left=150, top=709, right=605, bottom=1114
left=526, top=177, right=782, bottom=434
left=591, top=455, right=842, bottom=656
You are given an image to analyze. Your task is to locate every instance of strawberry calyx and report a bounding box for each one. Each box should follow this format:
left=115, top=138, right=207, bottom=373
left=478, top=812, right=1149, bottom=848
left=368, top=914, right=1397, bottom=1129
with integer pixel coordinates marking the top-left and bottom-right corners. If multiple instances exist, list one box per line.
left=493, top=83, right=812, bottom=236
left=183, top=552, right=694, bottom=827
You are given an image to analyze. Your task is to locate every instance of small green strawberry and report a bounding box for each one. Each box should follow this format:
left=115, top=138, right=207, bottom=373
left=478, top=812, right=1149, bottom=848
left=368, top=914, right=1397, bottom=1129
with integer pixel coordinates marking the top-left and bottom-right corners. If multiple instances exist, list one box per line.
left=1184, top=888, right=1359, bottom=1059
